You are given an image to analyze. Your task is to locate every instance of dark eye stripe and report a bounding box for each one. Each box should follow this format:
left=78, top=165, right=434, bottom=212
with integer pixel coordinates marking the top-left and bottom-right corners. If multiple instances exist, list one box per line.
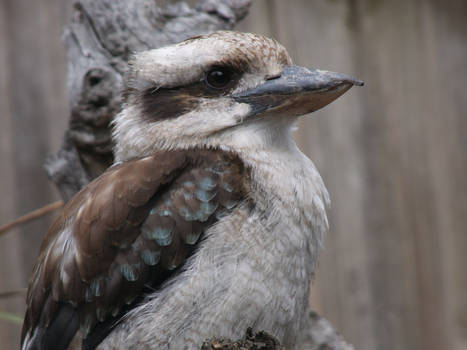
left=140, top=87, right=200, bottom=121
left=137, top=69, right=241, bottom=122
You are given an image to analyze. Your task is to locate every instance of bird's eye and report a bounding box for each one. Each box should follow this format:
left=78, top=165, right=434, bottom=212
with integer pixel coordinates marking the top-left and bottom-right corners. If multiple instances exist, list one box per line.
left=205, top=67, right=233, bottom=89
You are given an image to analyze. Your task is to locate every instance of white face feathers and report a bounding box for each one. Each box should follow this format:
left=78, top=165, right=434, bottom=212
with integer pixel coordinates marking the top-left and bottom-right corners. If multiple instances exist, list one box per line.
left=112, top=31, right=362, bottom=162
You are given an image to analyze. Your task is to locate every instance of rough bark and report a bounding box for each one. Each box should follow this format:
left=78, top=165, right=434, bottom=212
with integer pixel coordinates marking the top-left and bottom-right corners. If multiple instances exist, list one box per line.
left=45, top=0, right=354, bottom=349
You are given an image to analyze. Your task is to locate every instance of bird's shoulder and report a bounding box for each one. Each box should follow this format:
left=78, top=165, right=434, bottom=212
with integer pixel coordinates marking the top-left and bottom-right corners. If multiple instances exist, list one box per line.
left=22, top=148, right=249, bottom=350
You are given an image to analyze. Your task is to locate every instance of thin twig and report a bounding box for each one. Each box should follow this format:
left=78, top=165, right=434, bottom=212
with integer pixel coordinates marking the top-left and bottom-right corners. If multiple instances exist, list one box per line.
left=0, top=311, right=23, bottom=325
left=0, top=200, right=64, bottom=237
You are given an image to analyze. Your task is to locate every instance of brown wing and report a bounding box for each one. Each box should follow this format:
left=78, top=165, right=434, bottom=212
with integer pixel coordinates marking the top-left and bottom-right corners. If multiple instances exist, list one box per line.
left=21, top=149, right=248, bottom=350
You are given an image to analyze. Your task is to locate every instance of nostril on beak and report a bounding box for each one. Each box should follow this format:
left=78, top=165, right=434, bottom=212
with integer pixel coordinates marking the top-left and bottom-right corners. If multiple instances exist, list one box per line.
left=265, top=73, right=281, bottom=81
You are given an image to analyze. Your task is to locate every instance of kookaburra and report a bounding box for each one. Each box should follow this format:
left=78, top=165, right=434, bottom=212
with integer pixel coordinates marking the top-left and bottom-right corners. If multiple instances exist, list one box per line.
left=21, top=31, right=362, bottom=350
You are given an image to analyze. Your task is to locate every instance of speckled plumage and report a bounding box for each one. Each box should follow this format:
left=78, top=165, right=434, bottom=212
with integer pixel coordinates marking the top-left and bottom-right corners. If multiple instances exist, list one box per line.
left=22, top=31, right=362, bottom=350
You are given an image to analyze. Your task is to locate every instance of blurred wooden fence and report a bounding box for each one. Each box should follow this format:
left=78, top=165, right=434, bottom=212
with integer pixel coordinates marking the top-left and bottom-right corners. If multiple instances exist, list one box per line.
left=0, top=0, right=466, bottom=349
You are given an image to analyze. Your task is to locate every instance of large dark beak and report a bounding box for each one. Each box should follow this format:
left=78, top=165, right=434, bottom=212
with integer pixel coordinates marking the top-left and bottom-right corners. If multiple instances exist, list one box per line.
left=232, top=65, right=363, bottom=118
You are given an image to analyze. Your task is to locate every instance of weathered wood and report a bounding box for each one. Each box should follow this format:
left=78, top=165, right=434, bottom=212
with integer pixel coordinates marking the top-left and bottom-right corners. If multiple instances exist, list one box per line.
left=0, top=0, right=69, bottom=349
left=0, top=6, right=22, bottom=349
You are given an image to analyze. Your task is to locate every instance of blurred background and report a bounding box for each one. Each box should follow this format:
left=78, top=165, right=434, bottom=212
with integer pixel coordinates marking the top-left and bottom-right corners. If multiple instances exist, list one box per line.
left=0, top=0, right=466, bottom=349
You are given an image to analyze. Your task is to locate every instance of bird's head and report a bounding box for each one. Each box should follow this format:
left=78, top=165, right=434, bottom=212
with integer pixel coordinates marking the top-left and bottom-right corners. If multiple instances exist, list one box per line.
left=113, top=31, right=363, bottom=161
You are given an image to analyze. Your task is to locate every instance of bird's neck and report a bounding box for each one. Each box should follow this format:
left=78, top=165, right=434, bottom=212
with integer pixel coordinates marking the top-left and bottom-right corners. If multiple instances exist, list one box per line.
left=230, top=124, right=330, bottom=273
left=215, top=116, right=298, bottom=154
